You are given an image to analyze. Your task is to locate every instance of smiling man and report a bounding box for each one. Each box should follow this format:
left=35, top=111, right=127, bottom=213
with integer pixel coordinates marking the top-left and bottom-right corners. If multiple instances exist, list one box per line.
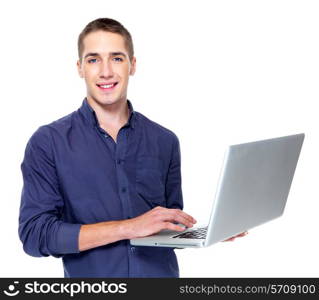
left=18, top=18, right=197, bottom=278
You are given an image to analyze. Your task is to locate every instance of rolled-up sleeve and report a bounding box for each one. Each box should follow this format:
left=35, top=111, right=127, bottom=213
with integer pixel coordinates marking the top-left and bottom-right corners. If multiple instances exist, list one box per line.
left=165, top=135, right=183, bottom=210
left=18, top=126, right=81, bottom=258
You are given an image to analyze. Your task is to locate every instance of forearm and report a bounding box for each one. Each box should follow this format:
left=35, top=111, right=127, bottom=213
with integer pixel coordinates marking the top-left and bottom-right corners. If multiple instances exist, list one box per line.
left=78, top=220, right=131, bottom=252
left=19, top=215, right=82, bottom=258
left=78, top=207, right=196, bottom=252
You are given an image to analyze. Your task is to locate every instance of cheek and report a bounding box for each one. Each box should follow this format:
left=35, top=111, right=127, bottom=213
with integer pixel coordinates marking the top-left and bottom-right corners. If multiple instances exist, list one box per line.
left=114, top=65, right=130, bottom=79
left=83, top=66, right=99, bottom=80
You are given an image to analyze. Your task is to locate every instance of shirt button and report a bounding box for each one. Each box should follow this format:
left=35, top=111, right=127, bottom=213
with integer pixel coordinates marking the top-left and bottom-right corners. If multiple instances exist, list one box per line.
left=131, top=247, right=135, bottom=252
left=121, top=187, right=127, bottom=193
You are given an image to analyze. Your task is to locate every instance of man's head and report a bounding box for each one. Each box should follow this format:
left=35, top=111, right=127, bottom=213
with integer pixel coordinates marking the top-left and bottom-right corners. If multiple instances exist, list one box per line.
left=77, top=18, right=136, bottom=107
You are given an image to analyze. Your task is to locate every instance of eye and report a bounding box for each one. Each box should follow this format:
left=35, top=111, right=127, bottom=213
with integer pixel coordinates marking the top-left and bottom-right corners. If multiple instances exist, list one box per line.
left=113, top=57, right=123, bottom=62
left=88, top=58, right=97, bottom=63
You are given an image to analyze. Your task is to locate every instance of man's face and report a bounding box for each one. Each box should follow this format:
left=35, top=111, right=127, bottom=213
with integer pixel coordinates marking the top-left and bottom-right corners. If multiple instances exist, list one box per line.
left=77, top=30, right=136, bottom=107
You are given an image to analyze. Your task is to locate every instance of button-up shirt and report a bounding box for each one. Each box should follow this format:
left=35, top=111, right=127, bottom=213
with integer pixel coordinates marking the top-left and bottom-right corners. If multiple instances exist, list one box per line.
left=19, top=98, right=183, bottom=277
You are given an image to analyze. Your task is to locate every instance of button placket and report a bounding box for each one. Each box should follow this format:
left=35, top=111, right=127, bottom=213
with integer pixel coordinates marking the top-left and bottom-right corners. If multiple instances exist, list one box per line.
left=115, top=128, right=131, bottom=220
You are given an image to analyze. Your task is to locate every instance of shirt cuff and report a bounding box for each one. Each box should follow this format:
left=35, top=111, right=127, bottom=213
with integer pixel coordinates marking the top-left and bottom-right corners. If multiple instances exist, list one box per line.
left=56, top=222, right=82, bottom=254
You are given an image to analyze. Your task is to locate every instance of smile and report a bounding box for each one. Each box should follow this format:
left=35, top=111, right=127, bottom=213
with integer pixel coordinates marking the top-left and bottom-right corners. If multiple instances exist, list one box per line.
left=96, top=82, right=118, bottom=91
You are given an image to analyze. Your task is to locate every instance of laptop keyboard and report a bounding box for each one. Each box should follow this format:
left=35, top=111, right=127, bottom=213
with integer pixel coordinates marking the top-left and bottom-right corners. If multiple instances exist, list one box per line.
left=172, top=227, right=208, bottom=239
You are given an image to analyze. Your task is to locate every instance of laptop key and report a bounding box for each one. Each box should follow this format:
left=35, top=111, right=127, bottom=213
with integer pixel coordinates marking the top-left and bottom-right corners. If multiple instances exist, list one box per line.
left=172, top=227, right=208, bottom=239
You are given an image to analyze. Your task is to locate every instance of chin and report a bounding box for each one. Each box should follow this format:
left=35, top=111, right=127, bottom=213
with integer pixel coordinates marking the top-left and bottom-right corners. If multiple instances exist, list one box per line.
left=94, top=97, right=121, bottom=106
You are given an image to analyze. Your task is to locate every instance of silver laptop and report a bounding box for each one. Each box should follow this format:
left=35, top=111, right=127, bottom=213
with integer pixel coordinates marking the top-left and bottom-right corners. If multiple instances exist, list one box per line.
left=130, top=133, right=305, bottom=248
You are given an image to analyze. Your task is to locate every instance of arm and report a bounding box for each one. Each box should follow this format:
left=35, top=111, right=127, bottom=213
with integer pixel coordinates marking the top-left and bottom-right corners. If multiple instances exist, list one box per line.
left=78, top=207, right=196, bottom=251
left=19, top=126, right=81, bottom=257
left=19, top=127, right=196, bottom=255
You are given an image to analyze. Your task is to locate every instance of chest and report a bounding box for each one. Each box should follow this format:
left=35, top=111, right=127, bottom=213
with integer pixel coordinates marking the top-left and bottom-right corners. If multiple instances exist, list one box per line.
left=53, top=126, right=172, bottom=216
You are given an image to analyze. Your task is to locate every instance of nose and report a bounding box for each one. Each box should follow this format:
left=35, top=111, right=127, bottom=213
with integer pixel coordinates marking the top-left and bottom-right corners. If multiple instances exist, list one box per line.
left=99, top=59, right=114, bottom=78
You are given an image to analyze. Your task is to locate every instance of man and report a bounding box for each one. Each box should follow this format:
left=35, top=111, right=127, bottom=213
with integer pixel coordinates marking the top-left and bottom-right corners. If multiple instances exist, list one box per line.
left=19, top=18, right=244, bottom=278
left=19, top=17, right=196, bottom=277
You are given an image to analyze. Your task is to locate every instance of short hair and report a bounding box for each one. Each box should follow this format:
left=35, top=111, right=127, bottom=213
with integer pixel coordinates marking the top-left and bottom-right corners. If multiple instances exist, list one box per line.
left=78, top=18, right=134, bottom=62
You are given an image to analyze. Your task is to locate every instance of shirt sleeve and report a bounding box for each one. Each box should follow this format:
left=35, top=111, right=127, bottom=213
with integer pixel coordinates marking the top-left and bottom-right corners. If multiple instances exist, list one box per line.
left=18, top=126, right=82, bottom=258
left=165, top=134, right=184, bottom=210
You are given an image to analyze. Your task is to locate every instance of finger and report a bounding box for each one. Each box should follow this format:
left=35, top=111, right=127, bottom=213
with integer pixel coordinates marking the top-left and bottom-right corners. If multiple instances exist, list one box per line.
left=163, top=213, right=196, bottom=228
left=237, top=231, right=248, bottom=237
left=162, top=208, right=197, bottom=224
left=169, top=209, right=197, bottom=225
left=177, top=210, right=197, bottom=224
left=223, top=237, right=235, bottom=242
left=164, top=222, right=187, bottom=232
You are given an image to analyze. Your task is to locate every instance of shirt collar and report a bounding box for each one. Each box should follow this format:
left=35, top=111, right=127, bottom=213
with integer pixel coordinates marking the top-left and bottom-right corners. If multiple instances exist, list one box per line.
left=80, top=98, right=136, bottom=129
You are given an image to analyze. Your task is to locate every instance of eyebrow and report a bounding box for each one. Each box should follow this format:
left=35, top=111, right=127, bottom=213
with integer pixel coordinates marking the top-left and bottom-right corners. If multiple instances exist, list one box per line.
left=84, top=52, right=127, bottom=59
left=110, top=52, right=126, bottom=57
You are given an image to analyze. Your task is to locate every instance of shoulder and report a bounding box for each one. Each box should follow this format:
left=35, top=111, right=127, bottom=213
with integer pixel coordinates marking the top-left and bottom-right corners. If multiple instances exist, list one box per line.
left=47, top=111, right=77, bottom=133
left=27, top=111, right=76, bottom=150
left=135, top=111, right=179, bottom=144
left=33, top=110, right=76, bottom=136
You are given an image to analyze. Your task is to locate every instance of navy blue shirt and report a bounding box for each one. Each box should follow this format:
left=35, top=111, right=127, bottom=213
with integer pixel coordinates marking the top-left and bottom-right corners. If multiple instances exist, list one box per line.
left=19, top=98, right=183, bottom=277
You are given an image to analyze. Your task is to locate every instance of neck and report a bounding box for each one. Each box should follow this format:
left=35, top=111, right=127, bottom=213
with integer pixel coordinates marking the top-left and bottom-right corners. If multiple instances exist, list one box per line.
left=87, top=97, right=129, bottom=128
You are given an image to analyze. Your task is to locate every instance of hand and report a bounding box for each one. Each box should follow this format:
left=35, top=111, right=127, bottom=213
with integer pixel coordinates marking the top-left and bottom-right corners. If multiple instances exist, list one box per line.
left=223, top=231, right=248, bottom=242
left=123, top=206, right=197, bottom=239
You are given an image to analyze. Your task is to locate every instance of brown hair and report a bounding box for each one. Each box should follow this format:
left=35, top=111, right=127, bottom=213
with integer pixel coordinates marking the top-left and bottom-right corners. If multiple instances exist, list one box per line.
left=78, top=18, right=134, bottom=62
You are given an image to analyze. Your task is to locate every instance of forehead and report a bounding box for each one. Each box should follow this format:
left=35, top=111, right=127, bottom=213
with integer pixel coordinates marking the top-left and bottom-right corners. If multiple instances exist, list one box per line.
left=82, top=30, right=128, bottom=57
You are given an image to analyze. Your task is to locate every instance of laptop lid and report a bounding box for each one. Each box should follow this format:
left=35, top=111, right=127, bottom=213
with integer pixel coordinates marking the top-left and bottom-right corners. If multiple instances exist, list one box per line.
left=204, top=133, right=305, bottom=246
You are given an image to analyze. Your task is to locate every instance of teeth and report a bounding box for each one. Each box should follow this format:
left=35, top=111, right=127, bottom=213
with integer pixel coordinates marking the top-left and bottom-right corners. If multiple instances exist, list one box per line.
left=100, top=84, right=114, bottom=88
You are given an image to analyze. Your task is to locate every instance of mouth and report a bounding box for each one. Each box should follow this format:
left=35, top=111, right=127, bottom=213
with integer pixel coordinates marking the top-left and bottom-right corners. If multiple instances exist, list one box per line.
left=96, top=82, right=118, bottom=91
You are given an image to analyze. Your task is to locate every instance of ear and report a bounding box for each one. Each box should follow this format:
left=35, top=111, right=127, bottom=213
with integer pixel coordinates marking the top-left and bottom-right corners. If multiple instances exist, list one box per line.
left=77, top=60, right=84, bottom=78
left=129, top=57, right=136, bottom=76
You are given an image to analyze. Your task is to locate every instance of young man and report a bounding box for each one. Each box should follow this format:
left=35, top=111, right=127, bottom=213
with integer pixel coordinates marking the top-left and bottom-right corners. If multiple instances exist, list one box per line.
left=18, top=18, right=196, bottom=278
left=19, top=18, right=244, bottom=278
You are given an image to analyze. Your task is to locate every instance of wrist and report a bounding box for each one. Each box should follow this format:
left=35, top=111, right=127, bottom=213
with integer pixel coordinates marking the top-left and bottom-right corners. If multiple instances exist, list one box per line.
left=117, top=219, right=134, bottom=240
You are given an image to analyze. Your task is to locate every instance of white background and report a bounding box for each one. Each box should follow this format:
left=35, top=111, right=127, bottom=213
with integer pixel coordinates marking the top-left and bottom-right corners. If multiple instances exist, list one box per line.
left=1, top=0, right=318, bottom=277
